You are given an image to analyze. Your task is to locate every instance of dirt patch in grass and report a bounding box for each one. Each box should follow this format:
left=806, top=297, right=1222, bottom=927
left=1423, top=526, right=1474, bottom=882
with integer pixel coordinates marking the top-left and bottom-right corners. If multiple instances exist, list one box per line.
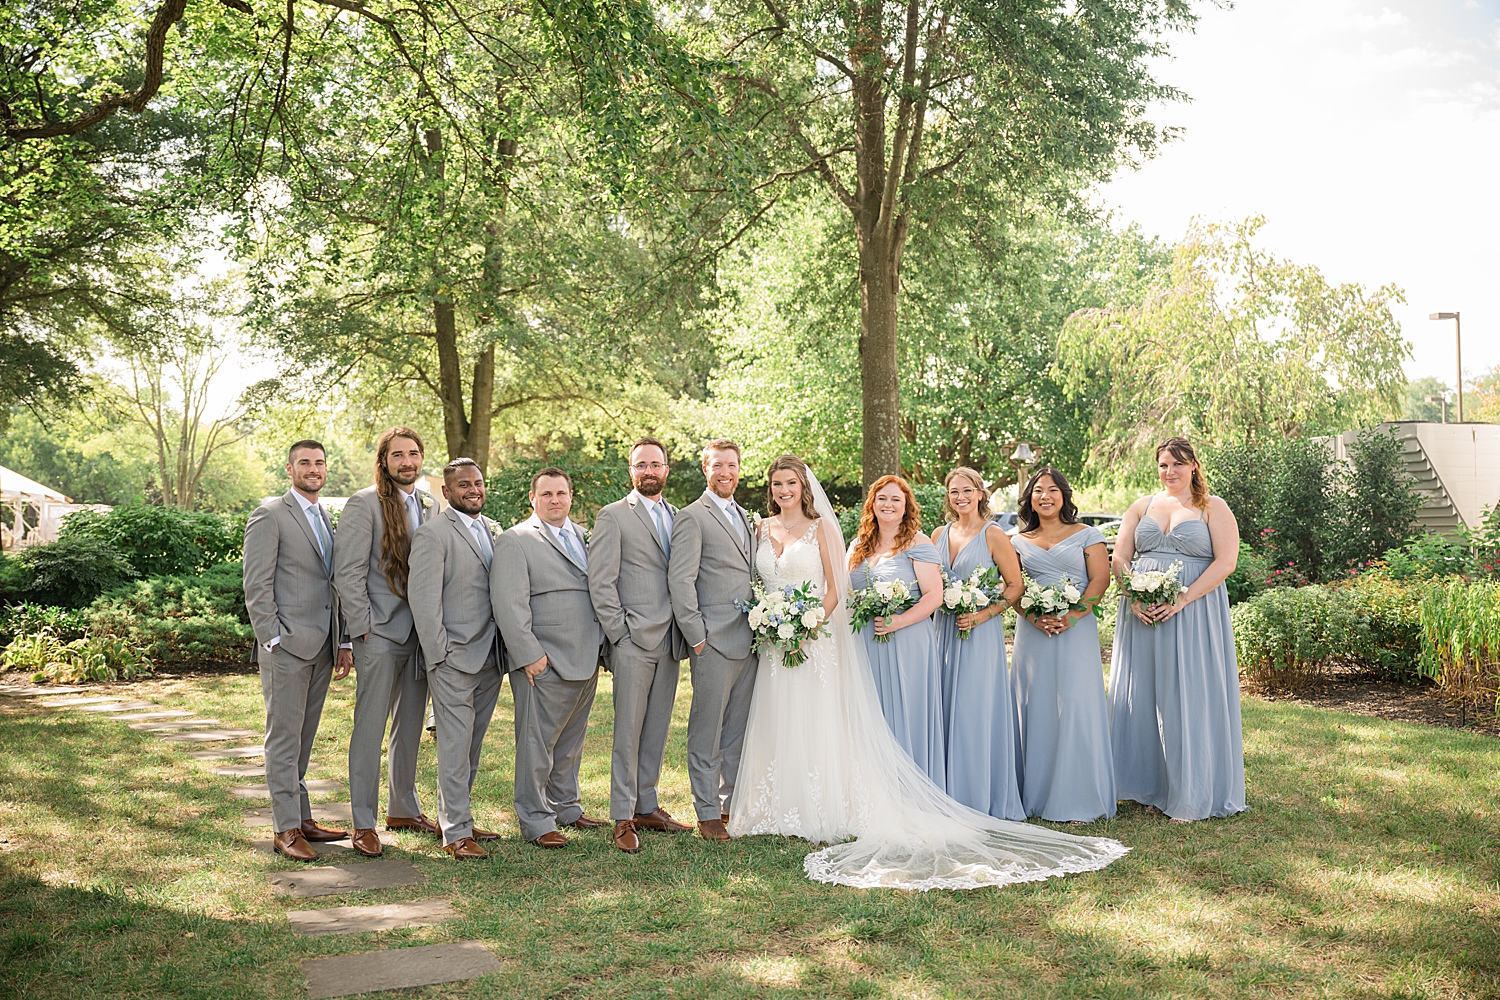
left=1254, top=666, right=1500, bottom=738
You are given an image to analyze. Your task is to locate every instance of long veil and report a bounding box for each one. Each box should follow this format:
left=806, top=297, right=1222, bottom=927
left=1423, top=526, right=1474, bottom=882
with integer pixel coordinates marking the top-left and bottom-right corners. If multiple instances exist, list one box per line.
left=800, top=466, right=1129, bottom=890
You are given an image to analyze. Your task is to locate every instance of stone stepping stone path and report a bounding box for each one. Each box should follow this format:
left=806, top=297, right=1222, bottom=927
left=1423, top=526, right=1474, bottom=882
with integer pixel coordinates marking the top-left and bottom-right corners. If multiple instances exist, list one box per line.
left=213, top=762, right=319, bottom=777
left=43, top=695, right=120, bottom=706
left=131, top=718, right=223, bottom=731
left=286, top=899, right=459, bottom=937
left=69, top=700, right=160, bottom=713
left=245, top=803, right=353, bottom=829
left=269, top=859, right=426, bottom=898
left=229, top=778, right=341, bottom=800
left=301, top=940, right=500, bottom=999
left=0, top=684, right=83, bottom=697
left=160, top=728, right=260, bottom=742
left=189, top=745, right=265, bottom=759
left=112, top=709, right=196, bottom=721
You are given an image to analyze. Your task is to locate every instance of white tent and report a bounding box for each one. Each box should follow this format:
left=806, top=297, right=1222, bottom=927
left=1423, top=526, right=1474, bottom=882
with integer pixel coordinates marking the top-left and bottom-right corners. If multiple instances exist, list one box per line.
left=0, top=466, right=106, bottom=550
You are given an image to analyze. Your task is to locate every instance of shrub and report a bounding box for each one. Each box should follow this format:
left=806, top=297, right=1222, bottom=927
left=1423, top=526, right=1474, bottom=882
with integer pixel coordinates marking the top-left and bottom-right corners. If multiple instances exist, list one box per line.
left=10, top=535, right=137, bottom=608
left=1418, top=579, right=1500, bottom=712
left=0, top=604, right=89, bottom=645
left=1, top=631, right=153, bottom=683
left=1332, top=568, right=1424, bottom=682
left=1224, top=548, right=1269, bottom=604
left=1464, top=503, right=1500, bottom=580
left=481, top=454, right=632, bottom=529
left=1384, top=532, right=1472, bottom=581
left=60, top=504, right=242, bottom=578
left=1327, top=429, right=1422, bottom=571
left=87, top=561, right=252, bottom=666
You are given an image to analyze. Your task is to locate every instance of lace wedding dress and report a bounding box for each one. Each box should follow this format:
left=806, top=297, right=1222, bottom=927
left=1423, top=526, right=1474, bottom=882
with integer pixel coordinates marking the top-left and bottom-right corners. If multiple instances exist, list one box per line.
left=727, top=468, right=1129, bottom=890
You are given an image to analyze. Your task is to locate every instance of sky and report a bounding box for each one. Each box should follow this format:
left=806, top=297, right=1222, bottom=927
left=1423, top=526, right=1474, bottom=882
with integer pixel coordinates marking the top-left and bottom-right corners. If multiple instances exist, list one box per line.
left=1099, top=0, right=1500, bottom=394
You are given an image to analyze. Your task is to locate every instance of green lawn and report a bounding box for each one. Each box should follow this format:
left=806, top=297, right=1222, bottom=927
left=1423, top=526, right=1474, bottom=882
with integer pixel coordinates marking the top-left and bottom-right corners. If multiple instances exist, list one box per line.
left=1, top=669, right=1497, bottom=999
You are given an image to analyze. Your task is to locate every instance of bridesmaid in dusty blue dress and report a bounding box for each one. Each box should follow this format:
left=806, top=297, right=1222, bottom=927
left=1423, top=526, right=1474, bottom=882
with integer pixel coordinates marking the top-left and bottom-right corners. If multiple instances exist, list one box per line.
left=847, top=475, right=947, bottom=788
left=934, top=466, right=1025, bottom=822
left=1110, top=436, right=1246, bottom=822
left=1010, top=467, right=1116, bottom=822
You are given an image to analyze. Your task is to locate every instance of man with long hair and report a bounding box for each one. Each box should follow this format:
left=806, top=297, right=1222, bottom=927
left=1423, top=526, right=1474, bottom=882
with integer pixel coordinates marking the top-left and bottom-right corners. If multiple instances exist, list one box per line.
left=333, top=427, right=439, bottom=856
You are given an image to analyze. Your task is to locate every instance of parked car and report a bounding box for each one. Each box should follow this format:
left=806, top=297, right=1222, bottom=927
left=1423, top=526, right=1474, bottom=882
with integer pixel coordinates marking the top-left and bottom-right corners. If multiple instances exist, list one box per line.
left=1079, top=513, right=1123, bottom=553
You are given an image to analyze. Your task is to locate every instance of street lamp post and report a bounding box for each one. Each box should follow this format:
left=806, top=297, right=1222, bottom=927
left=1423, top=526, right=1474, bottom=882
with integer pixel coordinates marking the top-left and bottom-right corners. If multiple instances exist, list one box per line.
left=1425, top=395, right=1448, bottom=424
left=1429, top=312, right=1463, bottom=422
left=1009, top=441, right=1036, bottom=505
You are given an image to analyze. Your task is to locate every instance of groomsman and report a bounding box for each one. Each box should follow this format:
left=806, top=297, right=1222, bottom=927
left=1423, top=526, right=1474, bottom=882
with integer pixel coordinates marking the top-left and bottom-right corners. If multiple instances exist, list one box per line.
left=492, top=468, right=608, bottom=848
left=588, top=438, right=693, bottom=853
left=409, top=458, right=505, bottom=860
left=243, top=440, right=352, bottom=861
left=334, top=427, right=438, bottom=857
left=667, top=439, right=758, bottom=840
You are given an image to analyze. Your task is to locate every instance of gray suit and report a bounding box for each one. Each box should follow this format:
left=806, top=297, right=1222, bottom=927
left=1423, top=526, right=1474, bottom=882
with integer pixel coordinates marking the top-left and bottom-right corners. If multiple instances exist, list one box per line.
left=588, top=492, right=687, bottom=822
left=333, top=485, right=431, bottom=831
left=409, top=507, right=504, bottom=845
left=492, top=514, right=603, bottom=841
left=667, top=491, right=759, bottom=821
left=243, top=490, right=345, bottom=833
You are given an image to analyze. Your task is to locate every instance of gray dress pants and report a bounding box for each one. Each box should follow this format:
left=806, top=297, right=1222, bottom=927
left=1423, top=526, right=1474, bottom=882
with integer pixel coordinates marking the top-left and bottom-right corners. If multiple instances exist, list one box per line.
left=260, top=643, right=335, bottom=833
left=427, top=656, right=502, bottom=845
left=685, top=646, right=757, bottom=822
left=608, top=637, right=680, bottom=821
left=348, top=631, right=428, bottom=830
left=510, top=666, right=598, bottom=841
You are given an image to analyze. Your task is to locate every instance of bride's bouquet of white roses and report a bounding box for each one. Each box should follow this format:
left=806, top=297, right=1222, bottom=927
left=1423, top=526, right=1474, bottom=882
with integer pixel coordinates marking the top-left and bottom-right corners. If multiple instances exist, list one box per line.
left=1019, top=575, right=1086, bottom=622
left=940, top=566, right=1003, bottom=640
left=736, top=581, right=830, bottom=667
left=847, top=577, right=915, bottom=643
left=1121, top=561, right=1185, bottom=625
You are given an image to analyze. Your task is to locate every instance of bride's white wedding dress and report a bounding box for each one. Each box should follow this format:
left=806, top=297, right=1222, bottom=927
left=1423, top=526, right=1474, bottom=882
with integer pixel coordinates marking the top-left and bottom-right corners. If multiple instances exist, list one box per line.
left=727, top=469, right=1129, bottom=890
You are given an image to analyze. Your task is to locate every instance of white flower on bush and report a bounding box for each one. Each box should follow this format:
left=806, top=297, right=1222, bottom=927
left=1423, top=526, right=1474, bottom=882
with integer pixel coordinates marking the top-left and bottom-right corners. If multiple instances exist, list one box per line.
left=776, top=622, right=796, bottom=640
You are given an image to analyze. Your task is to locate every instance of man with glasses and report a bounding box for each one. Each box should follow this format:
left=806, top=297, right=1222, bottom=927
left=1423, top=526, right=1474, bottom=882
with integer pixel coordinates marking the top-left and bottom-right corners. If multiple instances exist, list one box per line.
left=587, top=438, right=693, bottom=852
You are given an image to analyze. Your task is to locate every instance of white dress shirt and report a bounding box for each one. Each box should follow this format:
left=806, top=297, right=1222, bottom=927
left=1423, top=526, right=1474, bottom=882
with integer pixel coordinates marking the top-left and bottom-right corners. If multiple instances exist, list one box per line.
left=543, top=518, right=587, bottom=568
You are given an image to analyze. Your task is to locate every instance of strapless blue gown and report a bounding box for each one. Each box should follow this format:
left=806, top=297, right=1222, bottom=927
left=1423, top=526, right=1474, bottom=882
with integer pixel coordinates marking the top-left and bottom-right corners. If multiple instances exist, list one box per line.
left=1109, top=510, right=1246, bottom=820
left=850, top=542, right=946, bottom=790
left=1011, top=526, right=1116, bottom=822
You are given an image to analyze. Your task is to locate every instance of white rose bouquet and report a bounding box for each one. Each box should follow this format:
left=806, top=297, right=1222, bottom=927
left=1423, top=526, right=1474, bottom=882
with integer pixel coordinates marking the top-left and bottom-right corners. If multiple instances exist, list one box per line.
left=1121, top=562, right=1185, bottom=625
left=939, top=566, right=1003, bottom=640
left=847, top=576, right=915, bottom=643
left=1019, top=575, right=1087, bottom=623
left=735, top=581, right=831, bottom=667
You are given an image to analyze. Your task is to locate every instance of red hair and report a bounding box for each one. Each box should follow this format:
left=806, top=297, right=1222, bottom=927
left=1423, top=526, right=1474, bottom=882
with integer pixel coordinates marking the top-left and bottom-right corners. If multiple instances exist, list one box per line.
left=848, top=475, right=923, bottom=567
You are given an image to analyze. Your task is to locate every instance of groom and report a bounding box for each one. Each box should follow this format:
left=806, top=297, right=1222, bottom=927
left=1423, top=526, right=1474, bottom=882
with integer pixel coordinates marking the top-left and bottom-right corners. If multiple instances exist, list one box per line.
left=667, top=438, right=758, bottom=840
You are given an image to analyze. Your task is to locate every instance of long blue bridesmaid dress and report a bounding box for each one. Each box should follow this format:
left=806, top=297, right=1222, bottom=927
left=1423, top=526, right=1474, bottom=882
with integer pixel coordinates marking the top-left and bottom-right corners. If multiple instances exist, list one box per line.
left=1109, top=500, right=1246, bottom=820
left=1011, top=526, right=1117, bottom=822
left=935, top=523, right=1025, bottom=821
left=849, top=542, right=946, bottom=790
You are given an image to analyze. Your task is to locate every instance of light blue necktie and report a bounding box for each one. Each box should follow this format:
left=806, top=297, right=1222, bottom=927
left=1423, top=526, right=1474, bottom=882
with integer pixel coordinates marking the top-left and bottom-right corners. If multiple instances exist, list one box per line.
left=651, top=501, right=671, bottom=558
left=406, top=492, right=420, bottom=534
left=560, top=526, right=586, bottom=570
left=472, top=521, right=493, bottom=569
left=726, top=501, right=745, bottom=543
left=311, top=507, right=334, bottom=575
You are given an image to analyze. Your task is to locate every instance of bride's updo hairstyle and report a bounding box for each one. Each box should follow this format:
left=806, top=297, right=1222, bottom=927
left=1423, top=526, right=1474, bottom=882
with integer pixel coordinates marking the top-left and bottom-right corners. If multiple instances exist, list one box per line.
left=1156, top=436, right=1210, bottom=510
left=1016, top=466, right=1079, bottom=534
left=848, top=475, right=921, bottom=567
left=942, top=466, right=992, bottom=521
left=764, top=454, right=819, bottom=520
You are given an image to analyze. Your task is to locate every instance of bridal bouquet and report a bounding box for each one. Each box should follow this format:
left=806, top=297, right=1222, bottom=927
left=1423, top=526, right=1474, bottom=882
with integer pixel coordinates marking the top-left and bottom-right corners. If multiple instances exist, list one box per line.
left=1019, top=576, right=1086, bottom=620
left=1121, top=562, right=1185, bottom=625
left=939, top=566, right=1003, bottom=640
left=847, top=577, right=915, bottom=643
left=736, top=581, right=830, bottom=667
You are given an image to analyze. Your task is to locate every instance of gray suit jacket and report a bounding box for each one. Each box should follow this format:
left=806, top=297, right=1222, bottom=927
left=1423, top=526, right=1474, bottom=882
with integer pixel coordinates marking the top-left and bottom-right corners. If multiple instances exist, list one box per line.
left=243, top=490, right=344, bottom=661
left=333, top=485, right=432, bottom=643
left=492, top=515, right=605, bottom=682
left=587, top=493, right=687, bottom=659
left=668, top=491, right=757, bottom=660
left=409, top=507, right=501, bottom=674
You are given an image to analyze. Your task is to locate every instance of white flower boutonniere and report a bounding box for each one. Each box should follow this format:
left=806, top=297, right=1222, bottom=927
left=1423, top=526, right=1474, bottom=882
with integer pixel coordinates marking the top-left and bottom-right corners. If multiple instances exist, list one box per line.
left=417, top=491, right=434, bottom=511
left=486, top=521, right=502, bottom=543
left=751, top=512, right=763, bottom=528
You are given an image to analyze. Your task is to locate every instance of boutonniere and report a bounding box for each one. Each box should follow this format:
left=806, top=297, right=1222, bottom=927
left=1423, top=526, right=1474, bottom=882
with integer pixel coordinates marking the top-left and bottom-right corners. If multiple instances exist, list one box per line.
left=486, top=521, right=502, bottom=543
left=751, top=512, right=763, bottom=527
left=417, top=491, right=434, bottom=511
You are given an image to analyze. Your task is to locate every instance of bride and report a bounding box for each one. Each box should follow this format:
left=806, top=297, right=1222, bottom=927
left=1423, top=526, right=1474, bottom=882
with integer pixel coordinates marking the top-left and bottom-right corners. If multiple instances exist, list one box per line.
left=727, top=454, right=1129, bottom=890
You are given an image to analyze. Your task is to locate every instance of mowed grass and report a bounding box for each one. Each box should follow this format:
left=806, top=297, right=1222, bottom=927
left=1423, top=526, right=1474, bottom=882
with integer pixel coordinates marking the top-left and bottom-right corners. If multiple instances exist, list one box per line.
left=1, top=668, right=1497, bottom=1000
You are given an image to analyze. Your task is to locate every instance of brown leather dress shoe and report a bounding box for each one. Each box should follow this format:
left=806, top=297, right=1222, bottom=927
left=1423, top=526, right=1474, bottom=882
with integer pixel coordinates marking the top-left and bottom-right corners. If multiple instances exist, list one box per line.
left=530, top=830, right=570, bottom=848
left=613, top=820, right=641, bottom=853
left=385, top=813, right=439, bottom=835
left=721, top=812, right=730, bottom=824
left=301, top=819, right=349, bottom=842
left=273, top=828, right=318, bottom=861
left=471, top=827, right=501, bottom=841
left=444, top=837, right=488, bottom=859
left=697, top=819, right=729, bottom=841
left=350, top=828, right=383, bottom=857
left=565, top=814, right=607, bottom=830
left=633, top=808, right=692, bottom=833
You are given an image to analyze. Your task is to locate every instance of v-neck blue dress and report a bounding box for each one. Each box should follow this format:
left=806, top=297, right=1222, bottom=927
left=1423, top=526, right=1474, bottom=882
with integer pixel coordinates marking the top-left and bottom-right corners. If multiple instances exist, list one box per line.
left=935, top=523, right=1024, bottom=822
left=1109, top=503, right=1246, bottom=820
left=849, top=542, right=946, bottom=791
left=1011, top=526, right=1116, bottom=822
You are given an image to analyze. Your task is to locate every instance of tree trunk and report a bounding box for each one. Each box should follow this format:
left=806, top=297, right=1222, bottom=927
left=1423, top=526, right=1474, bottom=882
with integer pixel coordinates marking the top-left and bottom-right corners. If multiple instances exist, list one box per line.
left=857, top=225, right=901, bottom=490
left=433, top=299, right=494, bottom=473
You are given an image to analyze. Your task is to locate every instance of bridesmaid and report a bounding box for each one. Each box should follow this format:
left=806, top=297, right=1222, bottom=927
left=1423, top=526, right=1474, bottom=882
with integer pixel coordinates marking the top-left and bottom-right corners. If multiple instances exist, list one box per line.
left=847, top=475, right=947, bottom=789
left=1110, top=436, right=1246, bottom=822
left=1010, top=467, right=1116, bottom=823
left=934, top=467, right=1025, bottom=821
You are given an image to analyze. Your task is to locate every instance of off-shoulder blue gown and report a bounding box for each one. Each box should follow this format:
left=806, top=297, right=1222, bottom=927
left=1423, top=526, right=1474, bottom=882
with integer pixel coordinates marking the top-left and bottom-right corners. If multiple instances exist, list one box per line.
left=1109, top=504, right=1246, bottom=820
left=850, top=542, right=946, bottom=791
left=936, top=523, right=1025, bottom=822
left=1011, top=526, right=1116, bottom=822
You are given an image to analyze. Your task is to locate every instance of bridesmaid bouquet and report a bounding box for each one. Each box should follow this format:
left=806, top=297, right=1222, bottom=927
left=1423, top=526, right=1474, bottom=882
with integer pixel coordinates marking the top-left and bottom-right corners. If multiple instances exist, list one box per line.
left=736, top=581, right=831, bottom=667
left=1122, top=562, right=1185, bottom=624
left=848, top=577, right=915, bottom=643
left=940, top=566, right=1003, bottom=639
left=1019, top=576, right=1086, bottom=619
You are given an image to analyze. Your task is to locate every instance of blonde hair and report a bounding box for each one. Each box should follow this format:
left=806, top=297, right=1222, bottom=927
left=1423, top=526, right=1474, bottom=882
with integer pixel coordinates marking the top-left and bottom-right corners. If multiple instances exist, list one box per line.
left=942, top=467, right=992, bottom=521
left=1156, top=436, right=1210, bottom=509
